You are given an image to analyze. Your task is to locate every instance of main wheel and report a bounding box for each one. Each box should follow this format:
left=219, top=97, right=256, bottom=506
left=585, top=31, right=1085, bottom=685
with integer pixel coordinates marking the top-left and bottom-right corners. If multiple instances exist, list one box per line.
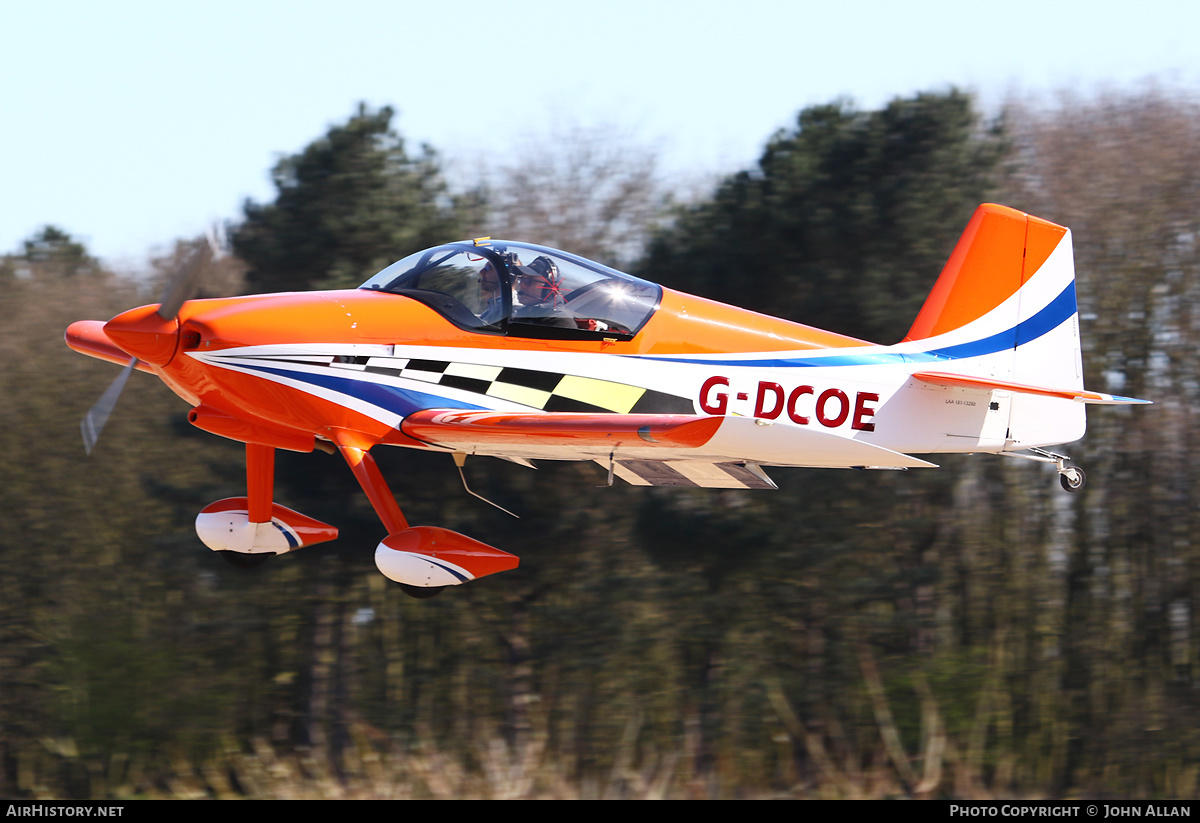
left=1060, top=467, right=1086, bottom=492
left=218, top=550, right=273, bottom=569
left=396, top=582, right=446, bottom=599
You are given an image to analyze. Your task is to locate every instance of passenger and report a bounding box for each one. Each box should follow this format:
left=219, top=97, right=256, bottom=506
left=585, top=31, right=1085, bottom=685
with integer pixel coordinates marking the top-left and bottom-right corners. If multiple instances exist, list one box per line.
left=511, top=256, right=575, bottom=328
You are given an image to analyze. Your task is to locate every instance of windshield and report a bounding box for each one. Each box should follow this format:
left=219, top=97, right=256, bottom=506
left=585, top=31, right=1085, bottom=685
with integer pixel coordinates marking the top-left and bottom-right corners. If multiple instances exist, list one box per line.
left=359, top=241, right=661, bottom=339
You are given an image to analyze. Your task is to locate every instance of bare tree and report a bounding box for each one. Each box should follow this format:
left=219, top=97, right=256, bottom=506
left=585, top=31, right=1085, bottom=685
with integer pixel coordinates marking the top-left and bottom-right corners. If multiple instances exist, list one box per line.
left=993, top=86, right=1200, bottom=791
left=476, top=121, right=671, bottom=269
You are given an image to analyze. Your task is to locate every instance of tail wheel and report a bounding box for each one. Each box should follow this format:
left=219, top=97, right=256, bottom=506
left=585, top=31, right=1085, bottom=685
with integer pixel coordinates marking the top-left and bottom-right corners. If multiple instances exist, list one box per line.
left=1060, top=467, right=1086, bottom=493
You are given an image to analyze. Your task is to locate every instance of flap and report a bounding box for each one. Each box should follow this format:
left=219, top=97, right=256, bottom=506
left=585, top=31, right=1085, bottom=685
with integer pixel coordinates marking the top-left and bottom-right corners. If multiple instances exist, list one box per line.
left=606, top=459, right=777, bottom=489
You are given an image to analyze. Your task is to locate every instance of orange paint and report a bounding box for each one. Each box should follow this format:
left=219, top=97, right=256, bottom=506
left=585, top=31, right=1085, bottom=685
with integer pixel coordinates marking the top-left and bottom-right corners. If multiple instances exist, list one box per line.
left=905, top=204, right=1067, bottom=342
left=913, top=371, right=1102, bottom=402
left=643, top=290, right=870, bottom=353
left=379, top=527, right=519, bottom=580
left=189, top=406, right=316, bottom=452
left=337, top=442, right=409, bottom=533
left=65, top=321, right=153, bottom=373
left=103, top=304, right=181, bottom=365
left=246, top=443, right=275, bottom=523
left=1022, top=213, right=1068, bottom=285
left=167, top=286, right=867, bottom=364
left=401, top=410, right=722, bottom=449
left=199, top=497, right=338, bottom=549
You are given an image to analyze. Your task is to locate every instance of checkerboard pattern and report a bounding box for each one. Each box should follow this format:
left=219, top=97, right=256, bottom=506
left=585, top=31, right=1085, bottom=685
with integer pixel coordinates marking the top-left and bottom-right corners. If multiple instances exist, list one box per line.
left=326, top=355, right=694, bottom=414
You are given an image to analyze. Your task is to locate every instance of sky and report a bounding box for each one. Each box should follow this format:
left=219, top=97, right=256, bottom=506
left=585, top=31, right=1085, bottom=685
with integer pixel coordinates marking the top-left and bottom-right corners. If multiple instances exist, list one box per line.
left=2, top=0, right=1198, bottom=269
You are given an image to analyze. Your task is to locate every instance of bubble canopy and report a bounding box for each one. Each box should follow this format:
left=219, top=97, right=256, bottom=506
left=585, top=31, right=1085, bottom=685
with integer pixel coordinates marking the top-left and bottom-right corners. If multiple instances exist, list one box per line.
left=359, top=241, right=661, bottom=340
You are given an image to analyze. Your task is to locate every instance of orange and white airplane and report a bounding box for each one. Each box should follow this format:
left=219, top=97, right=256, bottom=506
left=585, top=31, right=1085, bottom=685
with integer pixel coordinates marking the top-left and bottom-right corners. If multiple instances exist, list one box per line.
left=67, top=204, right=1149, bottom=596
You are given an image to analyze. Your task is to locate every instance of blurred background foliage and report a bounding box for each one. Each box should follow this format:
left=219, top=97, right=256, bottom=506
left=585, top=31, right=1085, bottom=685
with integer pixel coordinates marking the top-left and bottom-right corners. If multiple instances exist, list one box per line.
left=3, top=88, right=1199, bottom=799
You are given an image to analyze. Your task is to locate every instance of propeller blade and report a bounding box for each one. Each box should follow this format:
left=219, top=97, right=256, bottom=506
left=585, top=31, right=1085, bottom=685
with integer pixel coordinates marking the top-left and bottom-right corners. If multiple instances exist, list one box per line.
left=156, top=243, right=212, bottom=320
left=81, top=358, right=137, bottom=455
left=204, top=222, right=227, bottom=260
left=82, top=232, right=220, bottom=454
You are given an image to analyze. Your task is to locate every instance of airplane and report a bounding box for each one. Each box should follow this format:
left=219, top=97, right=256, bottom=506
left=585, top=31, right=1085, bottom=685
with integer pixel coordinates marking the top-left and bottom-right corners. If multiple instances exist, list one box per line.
left=66, top=203, right=1150, bottom=597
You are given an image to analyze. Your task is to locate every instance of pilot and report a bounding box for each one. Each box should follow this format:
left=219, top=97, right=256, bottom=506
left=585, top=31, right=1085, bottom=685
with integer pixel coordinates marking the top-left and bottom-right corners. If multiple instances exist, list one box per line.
left=478, top=260, right=507, bottom=325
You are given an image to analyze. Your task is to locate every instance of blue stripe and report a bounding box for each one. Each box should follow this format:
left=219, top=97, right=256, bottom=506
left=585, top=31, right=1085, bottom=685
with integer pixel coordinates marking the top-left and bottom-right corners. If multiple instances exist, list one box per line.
left=424, top=556, right=470, bottom=583
left=629, top=350, right=942, bottom=369
left=924, top=281, right=1077, bottom=360
left=272, top=521, right=300, bottom=549
left=633, top=281, right=1078, bottom=369
left=234, top=363, right=486, bottom=417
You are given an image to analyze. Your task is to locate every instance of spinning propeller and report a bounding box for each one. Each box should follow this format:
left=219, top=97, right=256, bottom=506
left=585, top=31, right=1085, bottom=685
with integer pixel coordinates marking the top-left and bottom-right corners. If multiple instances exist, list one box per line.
left=81, top=232, right=222, bottom=454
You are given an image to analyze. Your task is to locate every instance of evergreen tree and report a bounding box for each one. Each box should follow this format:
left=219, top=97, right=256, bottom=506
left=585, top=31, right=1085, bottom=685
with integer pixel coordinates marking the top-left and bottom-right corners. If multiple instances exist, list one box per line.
left=14, top=225, right=101, bottom=278
left=641, top=90, right=1005, bottom=343
left=233, top=104, right=482, bottom=293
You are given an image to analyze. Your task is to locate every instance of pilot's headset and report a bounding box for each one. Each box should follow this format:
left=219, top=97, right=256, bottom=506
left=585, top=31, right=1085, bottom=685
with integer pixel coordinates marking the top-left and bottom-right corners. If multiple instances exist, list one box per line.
left=480, top=251, right=522, bottom=292
left=482, top=251, right=519, bottom=278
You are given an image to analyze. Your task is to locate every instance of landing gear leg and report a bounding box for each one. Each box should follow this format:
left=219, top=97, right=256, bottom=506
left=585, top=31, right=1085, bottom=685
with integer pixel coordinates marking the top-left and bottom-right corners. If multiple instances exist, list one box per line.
left=335, top=438, right=443, bottom=598
left=335, top=440, right=409, bottom=534
left=998, top=447, right=1087, bottom=493
left=217, top=443, right=279, bottom=569
left=332, top=434, right=519, bottom=596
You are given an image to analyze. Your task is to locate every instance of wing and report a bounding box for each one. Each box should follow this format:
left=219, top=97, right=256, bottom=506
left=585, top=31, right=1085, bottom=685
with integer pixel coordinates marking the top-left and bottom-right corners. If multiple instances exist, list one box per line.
left=402, top=410, right=722, bottom=449
left=401, top=410, right=936, bottom=487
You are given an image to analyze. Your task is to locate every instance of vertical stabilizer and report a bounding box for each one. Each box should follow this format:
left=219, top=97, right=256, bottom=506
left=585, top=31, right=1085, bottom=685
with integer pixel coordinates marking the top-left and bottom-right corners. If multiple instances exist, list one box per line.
left=905, top=204, right=1086, bottom=449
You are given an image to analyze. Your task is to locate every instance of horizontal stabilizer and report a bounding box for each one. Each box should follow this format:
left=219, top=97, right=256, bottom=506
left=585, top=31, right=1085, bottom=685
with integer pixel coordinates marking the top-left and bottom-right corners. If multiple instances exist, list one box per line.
left=913, top=371, right=1152, bottom=405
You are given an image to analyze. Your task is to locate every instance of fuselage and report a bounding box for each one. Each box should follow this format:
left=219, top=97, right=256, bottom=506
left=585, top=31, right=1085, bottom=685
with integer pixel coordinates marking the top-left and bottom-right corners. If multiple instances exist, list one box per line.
left=70, top=284, right=1015, bottom=466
